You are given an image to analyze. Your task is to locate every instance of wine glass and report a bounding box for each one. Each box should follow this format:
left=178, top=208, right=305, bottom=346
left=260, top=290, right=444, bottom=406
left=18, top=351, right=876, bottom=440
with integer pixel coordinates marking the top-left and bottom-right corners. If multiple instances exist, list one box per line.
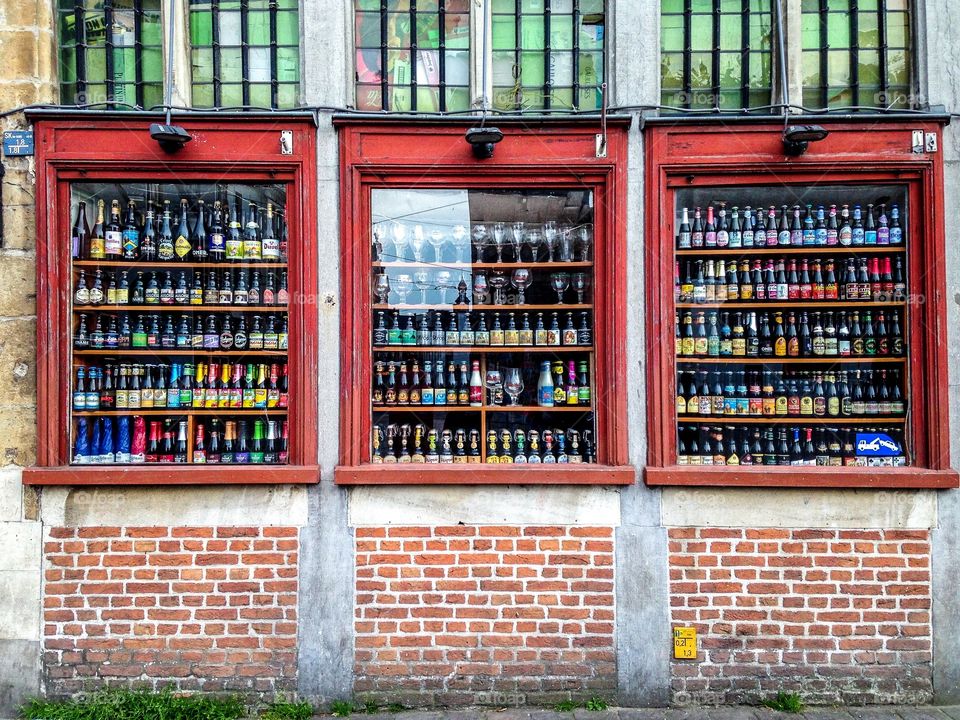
left=429, top=229, right=445, bottom=263
left=526, top=228, right=543, bottom=263
left=577, top=224, right=593, bottom=262
left=411, top=224, right=426, bottom=263
left=571, top=272, right=589, bottom=304
left=511, top=268, right=532, bottom=305
left=473, top=272, right=489, bottom=305
left=451, top=225, right=469, bottom=264
left=503, top=367, right=524, bottom=406
left=413, top=270, right=431, bottom=305
left=558, top=224, right=574, bottom=262
left=549, top=272, right=570, bottom=304
left=491, top=222, right=506, bottom=264
left=372, top=223, right=385, bottom=262
left=435, top=270, right=452, bottom=305
left=393, top=273, right=413, bottom=305
left=472, top=224, right=488, bottom=264
left=485, top=366, right=503, bottom=406
left=390, top=221, right=408, bottom=262
left=489, top=271, right=509, bottom=305
left=510, top=221, right=525, bottom=262
left=374, top=272, right=391, bottom=304
left=543, top=221, right=558, bottom=262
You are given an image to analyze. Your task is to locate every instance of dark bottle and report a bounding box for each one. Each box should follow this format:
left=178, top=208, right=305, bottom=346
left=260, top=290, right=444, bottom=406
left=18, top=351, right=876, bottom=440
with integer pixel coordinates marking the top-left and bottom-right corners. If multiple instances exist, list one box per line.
left=71, top=201, right=91, bottom=259
left=191, top=199, right=208, bottom=261
left=208, top=200, right=226, bottom=260
left=864, top=203, right=877, bottom=245
left=158, top=200, right=175, bottom=261
left=175, top=198, right=192, bottom=260
left=139, top=203, right=157, bottom=261
left=122, top=199, right=140, bottom=259
left=105, top=199, right=124, bottom=257
left=226, top=197, right=244, bottom=261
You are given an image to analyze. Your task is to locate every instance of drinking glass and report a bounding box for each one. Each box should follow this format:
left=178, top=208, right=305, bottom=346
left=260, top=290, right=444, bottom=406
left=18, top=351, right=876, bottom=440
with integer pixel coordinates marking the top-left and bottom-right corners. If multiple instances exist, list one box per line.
left=372, top=223, right=385, bottom=262
left=374, top=272, right=391, bottom=304
left=472, top=272, right=489, bottom=305
left=511, top=268, right=532, bottom=305
left=489, top=271, right=509, bottom=305
left=411, top=224, right=426, bottom=263
left=472, top=224, right=488, bottom=264
left=577, top=224, right=593, bottom=262
left=435, top=270, right=453, bottom=305
left=503, top=367, right=524, bottom=406
left=393, top=273, right=413, bottom=305
left=391, top=221, right=408, bottom=262
left=413, top=270, right=431, bottom=304
left=452, top=224, right=470, bottom=264
left=429, top=229, right=445, bottom=263
left=526, top=228, right=543, bottom=263
left=485, top=366, right=503, bottom=406
left=543, top=220, right=558, bottom=262
left=558, top=224, right=574, bottom=262
left=510, top=221, right=525, bottom=262
left=571, top=272, right=589, bottom=304
left=549, top=272, right=570, bottom=304
left=491, top=222, right=506, bottom=263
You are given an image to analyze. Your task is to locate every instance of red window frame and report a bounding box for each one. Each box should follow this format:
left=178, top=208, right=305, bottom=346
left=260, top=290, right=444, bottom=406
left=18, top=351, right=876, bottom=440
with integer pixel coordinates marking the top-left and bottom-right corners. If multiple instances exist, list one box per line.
left=334, top=120, right=633, bottom=484
left=643, top=120, right=958, bottom=489
left=23, top=114, right=320, bottom=485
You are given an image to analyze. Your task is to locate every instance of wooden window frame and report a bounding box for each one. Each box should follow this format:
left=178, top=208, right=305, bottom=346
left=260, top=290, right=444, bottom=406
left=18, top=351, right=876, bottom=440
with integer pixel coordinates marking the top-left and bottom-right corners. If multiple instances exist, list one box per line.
left=23, top=113, right=320, bottom=486
left=642, top=119, right=958, bottom=489
left=333, top=119, right=633, bottom=485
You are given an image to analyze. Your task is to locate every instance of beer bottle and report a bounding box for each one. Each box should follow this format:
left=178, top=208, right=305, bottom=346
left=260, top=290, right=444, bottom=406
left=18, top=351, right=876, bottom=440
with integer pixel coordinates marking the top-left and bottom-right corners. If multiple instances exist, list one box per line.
left=174, top=198, right=192, bottom=260
left=716, top=203, right=729, bottom=247
left=790, top=205, right=803, bottom=245
left=851, top=205, right=865, bottom=245
left=877, top=204, right=890, bottom=245
left=730, top=206, right=743, bottom=248
left=226, top=197, right=244, bottom=261
left=193, top=423, right=207, bottom=464
left=802, top=204, right=815, bottom=245
left=262, top=203, right=280, bottom=260
left=457, top=362, right=469, bottom=405
left=704, top=206, right=716, bottom=247
left=74, top=271, right=90, bottom=306
left=889, top=204, right=903, bottom=244
left=434, top=361, right=447, bottom=405
left=446, top=362, right=458, bottom=406
left=677, top=207, right=691, bottom=249
left=826, top=204, right=839, bottom=245
left=410, top=361, right=423, bottom=405
left=157, top=200, right=175, bottom=260
left=421, top=360, right=434, bottom=405
left=191, top=199, right=208, bottom=261
left=174, top=421, right=188, bottom=463
left=208, top=200, right=226, bottom=260
left=222, top=421, right=237, bottom=463
left=244, top=202, right=262, bottom=260
left=773, top=312, right=787, bottom=356
left=864, top=203, right=877, bottom=245
left=104, top=199, right=124, bottom=257
left=890, top=311, right=903, bottom=355
left=72, top=201, right=91, bottom=258
left=236, top=421, right=251, bottom=464
left=815, top=205, right=827, bottom=245
left=691, top=207, right=704, bottom=247
left=752, top=206, right=766, bottom=246
left=251, top=420, right=265, bottom=464
left=397, top=362, right=410, bottom=405
left=90, top=199, right=107, bottom=259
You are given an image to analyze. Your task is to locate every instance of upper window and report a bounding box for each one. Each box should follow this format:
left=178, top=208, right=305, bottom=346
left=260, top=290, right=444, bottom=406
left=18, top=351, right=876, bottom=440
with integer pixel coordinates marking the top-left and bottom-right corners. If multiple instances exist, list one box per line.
left=189, top=0, right=302, bottom=109
left=353, top=0, right=606, bottom=113
left=801, top=0, right=912, bottom=110
left=57, top=0, right=165, bottom=108
left=660, top=0, right=773, bottom=112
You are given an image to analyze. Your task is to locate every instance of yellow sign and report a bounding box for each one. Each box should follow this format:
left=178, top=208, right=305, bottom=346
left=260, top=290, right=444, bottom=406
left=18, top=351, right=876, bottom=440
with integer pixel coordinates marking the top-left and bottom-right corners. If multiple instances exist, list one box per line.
left=673, top=627, right=697, bottom=659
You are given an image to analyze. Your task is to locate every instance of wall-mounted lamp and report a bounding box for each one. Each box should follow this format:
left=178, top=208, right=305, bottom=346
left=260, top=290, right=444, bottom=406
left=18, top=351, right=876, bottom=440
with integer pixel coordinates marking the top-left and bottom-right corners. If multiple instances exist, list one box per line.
left=782, top=124, right=829, bottom=156
left=149, top=123, right=192, bottom=153
left=465, top=126, right=503, bottom=159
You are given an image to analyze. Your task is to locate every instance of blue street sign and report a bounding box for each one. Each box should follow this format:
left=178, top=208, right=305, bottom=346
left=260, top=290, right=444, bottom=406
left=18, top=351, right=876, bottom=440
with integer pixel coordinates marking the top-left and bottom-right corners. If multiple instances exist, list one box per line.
left=855, top=432, right=902, bottom=457
left=3, top=130, right=34, bottom=157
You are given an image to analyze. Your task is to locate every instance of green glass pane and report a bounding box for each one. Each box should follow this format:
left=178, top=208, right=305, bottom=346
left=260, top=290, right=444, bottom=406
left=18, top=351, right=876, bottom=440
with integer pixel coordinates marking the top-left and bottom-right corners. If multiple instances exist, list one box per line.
left=550, top=87, right=573, bottom=110
left=248, top=11, right=269, bottom=44
left=190, top=10, right=212, bottom=45
left=276, top=0, right=297, bottom=8
left=416, top=13, right=441, bottom=48
left=445, top=87, right=470, bottom=112
left=718, top=89, right=741, bottom=110
left=219, top=10, right=242, bottom=45
left=887, top=12, right=908, bottom=47
left=356, top=48, right=381, bottom=83
left=859, top=0, right=878, bottom=8
left=719, top=14, right=740, bottom=49
left=141, top=48, right=163, bottom=82
left=221, top=47, right=242, bottom=75
left=826, top=49, right=850, bottom=86
left=388, top=86, right=412, bottom=111
left=59, top=12, right=76, bottom=44
left=550, top=51, right=573, bottom=85
left=690, top=52, right=712, bottom=88
left=416, top=86, right=441, bottom=112
left=580, top=0, right=603, bottom=12
left=192, top=83, right=214, bottom=107
left=661, top=52, right=684, bottom=90
left=801, top=49, right=821, bottom=87
left=749, top=51, right=771, bottom=89
left=192, top=47, right=213, bottom=81
left=492, top=0, right=516, bottom=11
left=720, top=0, right=739, bottom=10
left=520, top=51, right=545, bottom=84
left=386, top=12, right=411, bottom=48
left=579, top=16, right=604, bottom=50
left=277, top=83, right=298, bottom=108
left=113, top=81, right=135, bottom=105
left=492, top=50, right=516, bottom=86
left=277, top=11, right=299, bottom=43
left=59, top=51, right=77, bottom=84
left=248, top=83, right=270, bottom=107
left=219, top=0, right=241, bottom=10
left=802, top=87, right=821, bottom=108
left=858, top=11, right=879, bottom=47
left=521, top=0, right=546, bottom=11
left=859, top=49, right=880, bottom=84
left=356, top=83, right=383, bottom=110
left=887, top=0, right=908, bottom=9
left=801, top=0, right=818, bottom=10
left=142, top=12, right=162, bottom=45
left=827, top=15, right=850, bottom=46
left=579, top=50, right=602, bottom=85
left=521, top=15, right=544, bottom=49
left=86, top=49, right=106, bottom=82
left=142, top=82, right=163, bottom=109
left=661, top=90, right=683, bottom=108
left=445, top=49, right=469, bottom=85
left=386, top=49, right=413, bottom=86
left=355, top=12, right=380, bottom=47
left=248, top=0, right=268, bottom=10
left=718, top=52, right=741, bottom=89
left=691, top=0, right=712, bottom=11
left=551, top=15, right=573, bottom=49
left=386, top=0, right=410, bottom=9
left=278, top=47, right=299, bottom=82
left=493, top=85, right=518, bottom=110
left=827, top=0, right=849, bottom=10
left=662, top=0, right=684, bottom=11
left=578, top=86, right=601, bottom=109
left=746, top=88, right=768, bottom=106
left=888, top=49, right=910, bottom=85
left=552, top=0, right=574, bottom=11
left=826, top=86, right=853, bottom=106
left=520, top=88, right=545, bottom=110
left=690, top=15, right=712, bottom=51
left=220, top=83, right=243, bottom=106
left=750, top=0, right=770, bottom=11
left=443, top=12, right=469, bottom=49
left=420, top=0, right=439, bottom=10
left=661, top=15, right=684, bottom=52
left=356, top=0, right=379, bottom=9
left=84, top=83, right=107, bottom=104
left=492, top=15, right=516, bottom=48
left=749, top=14, right=771, bottom=49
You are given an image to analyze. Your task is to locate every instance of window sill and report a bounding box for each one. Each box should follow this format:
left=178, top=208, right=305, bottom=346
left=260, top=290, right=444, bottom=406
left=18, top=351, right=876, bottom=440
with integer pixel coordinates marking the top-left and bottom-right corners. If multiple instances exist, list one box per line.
left=334, top=464, right=635, bottom=485
left=644, top=466, right=959, bottom=489
left=22, top=465, right=321, bottom=486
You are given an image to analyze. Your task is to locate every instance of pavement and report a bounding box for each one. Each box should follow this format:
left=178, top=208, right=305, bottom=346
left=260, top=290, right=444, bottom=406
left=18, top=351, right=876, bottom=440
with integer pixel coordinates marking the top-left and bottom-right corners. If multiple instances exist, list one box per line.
left=342, top=707, right=960, bottom=720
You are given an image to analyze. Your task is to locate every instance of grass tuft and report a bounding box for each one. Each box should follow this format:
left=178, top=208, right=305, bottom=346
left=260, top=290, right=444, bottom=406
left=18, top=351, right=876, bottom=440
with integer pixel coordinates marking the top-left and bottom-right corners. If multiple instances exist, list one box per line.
left=19, top=688, right=246, bottom=720
left=261, top=697, right=314, bottom=720
left=585, top=695, right=608, bottom=711
left=761, top=691, right=805, bottom=714
left=329, top=699, right=354, bottom=717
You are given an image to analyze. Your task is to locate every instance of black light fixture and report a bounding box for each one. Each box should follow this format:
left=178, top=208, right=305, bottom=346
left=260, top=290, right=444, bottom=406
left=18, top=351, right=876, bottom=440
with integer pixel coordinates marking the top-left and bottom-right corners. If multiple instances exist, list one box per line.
left=782, top=124, right=829, bottom=156
left=465, top=126, right=503, bottom=159
left=149, top=123, right=192, bottom=153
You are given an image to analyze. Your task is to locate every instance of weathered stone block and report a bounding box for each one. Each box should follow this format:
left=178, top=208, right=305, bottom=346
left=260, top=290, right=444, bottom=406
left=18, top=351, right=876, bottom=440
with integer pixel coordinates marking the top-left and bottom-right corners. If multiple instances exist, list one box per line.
left=0, top=466, right=22, bottom=522
left=0, top=405, right=37, bottom=466
left=0, top=205, right=36, bottom=251
left=0, top=31, right=38, bottom=79
left=0, top=254, right=36, bottom=317
left=0, top=318, right=36, bottom=405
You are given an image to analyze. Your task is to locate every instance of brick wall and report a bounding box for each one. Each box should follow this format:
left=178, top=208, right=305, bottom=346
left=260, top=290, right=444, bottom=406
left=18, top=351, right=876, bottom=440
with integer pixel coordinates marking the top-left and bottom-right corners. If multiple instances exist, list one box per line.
left=354, top=525, right=615, bottom=708
left=43, top=526, right=299, bottom=696
left=668, top=528, right=932, bottom=706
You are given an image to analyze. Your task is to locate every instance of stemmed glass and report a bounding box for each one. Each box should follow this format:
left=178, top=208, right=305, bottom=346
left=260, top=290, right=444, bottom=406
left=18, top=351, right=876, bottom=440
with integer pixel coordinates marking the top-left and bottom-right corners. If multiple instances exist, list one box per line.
left=543, top=221, right=558, bottom=262
left=571, top=272, right=589, bottom=304
left=549, top=272, right=570, bottom=304
left=391, top=221, right=408, bottom=262
left=472, top=272, right=489, bottom=305
left=558, top=224, right=574, bottom=262
left=372, top=223, right=385, bottom=262
left=411, top=224, right=426, bottom=263
left=510, top=222, right=525, bottom=262
left=435, top=270, right=452, bottom=305
left=511, top=268, right=532, bottom=305
left=374, top=272, right=391, bottom=304
left=413, top=270, right=431, bottom=305
left=429, top=229, right=445, bottom=263
left=452, top=225, right=470, bottom=264
left=472, top=224, right=488, bottom=264
left=489, top=271, right=509, bottom=305
left=393, top=273, right=413, bottom=305
left=526, top=228, right=543, bottom=263
left=503, top=367, right=524, bottom=406
left=577, top=224, right=593, bottom=262
left=491, top=222, right=506, bottom=264
left=485, top=366, right=503, bottom=406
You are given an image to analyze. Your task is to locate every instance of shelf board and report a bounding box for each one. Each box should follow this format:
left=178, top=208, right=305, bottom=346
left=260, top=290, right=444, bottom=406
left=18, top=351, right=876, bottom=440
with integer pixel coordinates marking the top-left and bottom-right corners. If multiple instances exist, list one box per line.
left=74, top=260, right=287, bottom=269
left=675, top=301, right=905, bottom=309
left=676, top=416, right=906, bottom=425
left=373, top=345, right=593, bottom=353
left=372, top=261, right=594, bottom=269
left=74, top=305, right=286, bottom=313
left=675, top=356, right=906, bottom=364
left=73, top=349, right=287, bottom=356
left=72, top=408, right=288, bottom=416
left=373, top=405, right=479, bottom=413
left=371, top=405, right=593, bottom=413
left=373, top=303, right=591, bottom=311
left=485, top=405, right=593, bottom=412
left=674, top=246, right=906, bottom=256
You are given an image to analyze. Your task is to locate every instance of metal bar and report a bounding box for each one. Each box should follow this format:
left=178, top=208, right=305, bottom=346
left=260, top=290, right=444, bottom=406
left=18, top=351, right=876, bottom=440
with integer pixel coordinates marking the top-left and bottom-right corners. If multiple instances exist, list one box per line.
left=380, top=0, right=389, bottom=110
left=878, top=0, right=889, bottom=105
left=819, top=0, right=828, bottom=108
left=410, top=0, right=418, bottom=112
left=740, top=0, right=750, bottom=109
left=74, top=2, right=86, bottom=100
left=851, top=0, right=860, bottom=107
left=572, top=0, right=580, bottom=110
left=711, top=0, right=721, bottom=109
left=514, top=7, right=522, bottom=109
left=104, top=0, right=115, bottom=106
left=774, top=0, right=789, bottom=111
left=213, top=0, right=222, bottom=106
left=133, top=0, right=144, bottom=107
left=682, top=0, right=691, bottom=109
left=240, top=0, right=250, bottom=107
left=269, top=0, right=279, bottom=108
left=544, top=1, right=552, bottom=110
left=438, top=0, right=446, bottom=112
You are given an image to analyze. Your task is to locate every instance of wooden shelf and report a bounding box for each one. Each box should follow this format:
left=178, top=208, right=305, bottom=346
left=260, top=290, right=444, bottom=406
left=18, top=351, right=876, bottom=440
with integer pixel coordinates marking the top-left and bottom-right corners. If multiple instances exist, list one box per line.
left=373, top=405, right=479, bottom=413
left=676, top=416, right=906, bottom=425
left=675, top=356, right=906, bottom=364
left=72, top=408, right=288, bottom=416
left=372, top=405, right=593, bottom=413
left=674, top=246, right=906, bottom=257
left=676, top=301, right=905, bottom=309
left=73, top=349, right=287, bottom=356
left=373, top=345, right=593, bottom=353
left=74, top=260, right=287, bottom=269
left=373, top=303, right=591, bottom=311
left=74, top=305, right=286, bottom=313
left=486, top=405, right=593, bottom=412
left=373, top=261, right=593, bottom=269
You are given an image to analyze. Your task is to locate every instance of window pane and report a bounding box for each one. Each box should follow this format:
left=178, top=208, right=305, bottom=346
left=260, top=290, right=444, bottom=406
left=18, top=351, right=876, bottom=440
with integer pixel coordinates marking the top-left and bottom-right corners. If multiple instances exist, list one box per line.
left=445, top=86, right=470, bottom=111
left=357, top=49, right=382, bottom=84
left=859, top=50, right=881, bottom=85
left=579, top=52, right=602, bottom=86
left=248, top=82, right=271, bottom=107
left=719, top=53, right=742, bottom=89
left=690, top=15, right=713, bottom=52
left=827, top=49, right=850, bottom=86
left=277, top=83, right=299, bottom=108
left=662, top=15, right=684, bottom=53
left=520, top=51, right=545, bottom=86
left=661, top=52, right=685, bottom=91
left=192, top=82, right=214, bottom=107
left=492, top=0, right=516, bottom=11
left=445, top=50, right=470, bottom=86
left=386, top=13, right=411, bottom=48
left=446, top=13, right=470, bottom=49
left=357, top=83, right=383, bottom=110
left=277, top=11, right=299, bottom=43
left=521, top=15, right=545, bottom=49
left=719, top=14, right=741, bottom=50
left=492, top=51, right=518, bottom=88
left=191, top=10, right=212, bottom=46
left=858, top=11, right=880, bottom=46
left=551, top=15, right=573, bottom=50
left=356, top=12, right=381, bottom=47
left=551, top=52, right=573, bottom=86
left=492, top=15, right=516, bottom=48
left=220, top=83, right=243, bottom=106
left=887, top=12, right=908, bottom=47
left=827, top=16, right=851, bottom=47
left=278, top=47, right=299, bottom=83
left=192, top=48, right=214, bottom=83
left=416, top=13, right=441, bottom=48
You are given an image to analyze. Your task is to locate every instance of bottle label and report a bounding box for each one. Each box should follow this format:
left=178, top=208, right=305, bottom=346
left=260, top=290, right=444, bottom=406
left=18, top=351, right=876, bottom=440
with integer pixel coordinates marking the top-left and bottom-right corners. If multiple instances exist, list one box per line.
left=209, top=233, right=226, bottom=253
left=122, top=229, right=139, bottom=257
left=175, top=235, right=192, bottom=258
left=226, top=239, right=244, bottom=260
left=75, top=287, right=90, bottom=305
left=105, top=230, right=123, bottom=255
left=158, top=240, right=175, bottom=260
left=262, top=238, right=280, bottom=259
left=244, top=240, right=262, bottom=259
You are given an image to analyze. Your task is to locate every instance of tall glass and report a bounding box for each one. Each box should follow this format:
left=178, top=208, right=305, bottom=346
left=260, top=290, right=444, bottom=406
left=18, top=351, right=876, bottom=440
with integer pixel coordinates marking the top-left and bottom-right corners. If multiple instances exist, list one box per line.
left=503, top=367, right=524, bottom=406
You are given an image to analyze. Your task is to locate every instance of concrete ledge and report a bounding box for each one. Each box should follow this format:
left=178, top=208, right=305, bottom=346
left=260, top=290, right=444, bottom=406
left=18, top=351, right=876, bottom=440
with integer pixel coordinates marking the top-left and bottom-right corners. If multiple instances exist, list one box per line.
left=0, top=639, right=39, bottom=716
left=348, top=486, right=622, bottom=526
left=661, top=488, right=938, bottom=529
